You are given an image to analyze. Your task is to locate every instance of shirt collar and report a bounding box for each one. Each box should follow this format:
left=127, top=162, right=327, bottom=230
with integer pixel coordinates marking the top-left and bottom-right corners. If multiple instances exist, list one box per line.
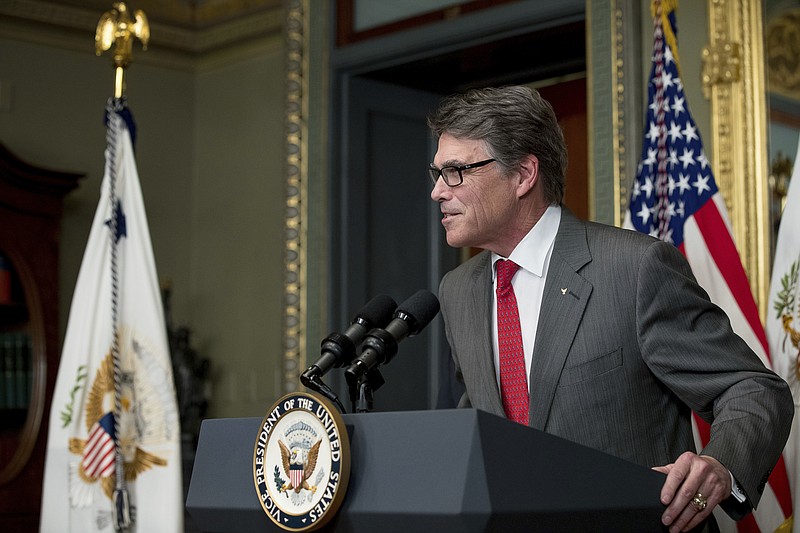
left=492, top=204, right=561, bottom=279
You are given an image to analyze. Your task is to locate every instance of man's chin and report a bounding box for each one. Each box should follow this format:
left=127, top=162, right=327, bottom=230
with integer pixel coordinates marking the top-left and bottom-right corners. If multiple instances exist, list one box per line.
left=445, top=234, right=469, bottom=249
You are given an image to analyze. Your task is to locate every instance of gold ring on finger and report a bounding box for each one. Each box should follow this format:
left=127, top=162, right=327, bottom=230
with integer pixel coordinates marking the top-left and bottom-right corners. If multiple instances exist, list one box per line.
left=691, top=492, right=707, bottom=512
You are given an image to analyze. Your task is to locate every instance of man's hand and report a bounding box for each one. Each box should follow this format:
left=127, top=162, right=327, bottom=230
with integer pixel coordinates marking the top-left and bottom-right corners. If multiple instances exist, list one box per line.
left=652, top=452, right=731, bottom=532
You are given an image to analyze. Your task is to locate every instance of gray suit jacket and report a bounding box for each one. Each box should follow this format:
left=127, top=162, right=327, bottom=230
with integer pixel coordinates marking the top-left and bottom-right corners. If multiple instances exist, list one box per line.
left=439, top=208, right=793, bottom=510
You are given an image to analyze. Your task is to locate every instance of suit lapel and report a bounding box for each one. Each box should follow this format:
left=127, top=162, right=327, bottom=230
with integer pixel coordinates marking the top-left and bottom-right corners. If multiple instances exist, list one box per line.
left=465, top=253, right=505, bottom=417
left=529, top=210, right=593, bottom=430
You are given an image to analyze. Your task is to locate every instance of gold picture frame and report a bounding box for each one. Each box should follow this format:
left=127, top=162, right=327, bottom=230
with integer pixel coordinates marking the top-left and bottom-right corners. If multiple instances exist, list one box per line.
left=702, top=0, right=771, bottom=318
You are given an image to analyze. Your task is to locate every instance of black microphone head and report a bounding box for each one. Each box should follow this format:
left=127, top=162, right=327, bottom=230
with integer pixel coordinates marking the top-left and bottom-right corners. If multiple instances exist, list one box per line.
left=394, top=290, right=440, bottom=335
left=354, top=294, right=397, bottom=329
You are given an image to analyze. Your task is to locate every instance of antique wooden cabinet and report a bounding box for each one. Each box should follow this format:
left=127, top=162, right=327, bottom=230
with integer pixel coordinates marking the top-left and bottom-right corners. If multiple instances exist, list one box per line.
left=0, top=143, right=81, bottom=531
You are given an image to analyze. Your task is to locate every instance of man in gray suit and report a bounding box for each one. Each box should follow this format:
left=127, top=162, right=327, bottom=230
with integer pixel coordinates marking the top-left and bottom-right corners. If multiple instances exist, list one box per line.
left=428, top=86, right=793, bottom=532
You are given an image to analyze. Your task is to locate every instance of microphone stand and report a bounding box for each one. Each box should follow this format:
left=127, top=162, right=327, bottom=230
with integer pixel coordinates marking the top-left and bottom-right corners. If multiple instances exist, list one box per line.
left=350, top=368, right=385, bottom=413
left=301, top=373, right=347, bottom=413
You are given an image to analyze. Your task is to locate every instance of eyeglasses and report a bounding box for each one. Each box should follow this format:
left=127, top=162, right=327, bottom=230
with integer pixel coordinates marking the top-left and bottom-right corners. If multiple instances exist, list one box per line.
left=428, top=158, right=496, bottom=187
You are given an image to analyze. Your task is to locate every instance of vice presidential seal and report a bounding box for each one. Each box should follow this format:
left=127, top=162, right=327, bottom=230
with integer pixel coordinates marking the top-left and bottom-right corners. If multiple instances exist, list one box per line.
left=253, top=392, right=350, bottom=531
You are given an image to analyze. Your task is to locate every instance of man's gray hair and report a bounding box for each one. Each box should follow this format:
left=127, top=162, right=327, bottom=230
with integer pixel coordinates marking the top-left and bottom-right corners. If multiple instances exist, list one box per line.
left=427, top=86, right=567, bottom=204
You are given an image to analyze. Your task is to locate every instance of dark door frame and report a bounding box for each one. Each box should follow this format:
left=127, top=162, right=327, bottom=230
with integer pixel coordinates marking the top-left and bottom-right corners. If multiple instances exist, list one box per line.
left=325, top=1, right=587, bottom=411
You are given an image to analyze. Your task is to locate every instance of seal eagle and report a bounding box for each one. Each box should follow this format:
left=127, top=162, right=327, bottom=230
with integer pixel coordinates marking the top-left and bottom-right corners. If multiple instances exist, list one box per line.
left=279, top=439, right=321, bottom=494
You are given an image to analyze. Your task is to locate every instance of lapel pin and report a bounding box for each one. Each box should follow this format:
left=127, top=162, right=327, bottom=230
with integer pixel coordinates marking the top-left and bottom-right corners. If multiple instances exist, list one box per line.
left=560, top=287, right=567, bottom=295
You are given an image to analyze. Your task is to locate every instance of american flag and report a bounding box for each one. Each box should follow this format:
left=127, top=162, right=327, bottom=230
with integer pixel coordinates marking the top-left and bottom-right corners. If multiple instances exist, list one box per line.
left=82, top=412, right=116, bottom=479
left=627, top=5, right=717, bottom=247
left=625, top=1, right=794, bottom=531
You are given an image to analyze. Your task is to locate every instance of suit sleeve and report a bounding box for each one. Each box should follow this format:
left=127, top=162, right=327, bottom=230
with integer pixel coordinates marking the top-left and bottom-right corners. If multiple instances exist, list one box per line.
left=634, top=239, right=794, bottom=509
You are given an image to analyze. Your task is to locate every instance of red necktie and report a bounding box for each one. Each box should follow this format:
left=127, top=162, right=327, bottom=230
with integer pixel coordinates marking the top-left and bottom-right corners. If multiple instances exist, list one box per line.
left=496, top=260, right=529, bottom=425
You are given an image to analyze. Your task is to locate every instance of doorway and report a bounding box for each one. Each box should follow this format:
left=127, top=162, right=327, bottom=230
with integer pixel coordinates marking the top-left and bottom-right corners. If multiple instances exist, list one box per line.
left=327, top=2, right=587, bottom=413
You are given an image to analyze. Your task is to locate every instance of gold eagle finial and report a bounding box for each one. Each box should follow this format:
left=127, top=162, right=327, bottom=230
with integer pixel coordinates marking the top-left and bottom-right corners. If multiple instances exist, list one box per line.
left=95, top=2, right=149, bottom=97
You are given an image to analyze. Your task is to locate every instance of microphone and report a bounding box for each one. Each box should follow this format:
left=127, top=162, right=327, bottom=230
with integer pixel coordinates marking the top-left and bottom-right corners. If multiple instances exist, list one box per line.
left=300, top=294, right=396, bottom=388
left=344, top=290, right=440, bottom=385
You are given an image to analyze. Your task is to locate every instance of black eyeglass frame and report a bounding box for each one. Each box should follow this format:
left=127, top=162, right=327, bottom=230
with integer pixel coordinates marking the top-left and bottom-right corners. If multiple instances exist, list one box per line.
left=428, top=158, right=496, bottom=187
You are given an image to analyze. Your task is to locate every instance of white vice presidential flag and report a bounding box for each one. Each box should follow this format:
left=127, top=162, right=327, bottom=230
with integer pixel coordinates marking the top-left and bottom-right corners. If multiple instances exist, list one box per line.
left=40, top=99, right=182, bottom=532
left=767, top=136, right=800, bottom=533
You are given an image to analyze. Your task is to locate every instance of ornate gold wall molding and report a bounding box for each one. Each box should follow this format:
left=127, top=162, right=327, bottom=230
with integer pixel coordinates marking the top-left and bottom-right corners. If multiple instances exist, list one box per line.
left=282, top=0, right=328, bottom=394
left=610, top=0, right=644, bottom=226
left=588, top=0, right=643, bottom=227
left=611, top=1, right=627, bottom=225
left=703, top=0, right=770, bottom=317
left=283, top=0, right=307, bottom=393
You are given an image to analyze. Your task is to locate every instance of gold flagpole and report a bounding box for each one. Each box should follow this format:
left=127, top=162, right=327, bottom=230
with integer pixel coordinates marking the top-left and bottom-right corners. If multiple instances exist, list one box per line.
left=93, top=4, right=149, bottom=532
left=95, top=2, right=150, bottom=98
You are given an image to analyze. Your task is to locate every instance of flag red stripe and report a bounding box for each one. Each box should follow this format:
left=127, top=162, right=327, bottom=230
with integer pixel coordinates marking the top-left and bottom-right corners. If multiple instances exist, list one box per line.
left=90, top=449, right=114, bottom=478
left=88, top=447, right=114, bottom=478
left=767, top=454, right=794, bottom=517
left=737, top=513, right=759, bottom=532
left=83, top=439, right=114, bottom=477
left=82, top=430, right=104, bottom=463
left=84, top=444, right=114, bottom=477
left=690, top=201, right=769, bottom=355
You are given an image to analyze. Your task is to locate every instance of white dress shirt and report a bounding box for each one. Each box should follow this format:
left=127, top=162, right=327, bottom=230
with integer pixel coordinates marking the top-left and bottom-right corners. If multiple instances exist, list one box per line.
left=490, top=204, right=561, bottom=390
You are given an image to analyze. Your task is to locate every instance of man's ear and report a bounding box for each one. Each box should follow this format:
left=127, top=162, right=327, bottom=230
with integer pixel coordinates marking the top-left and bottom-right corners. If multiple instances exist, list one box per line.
left=517, top=154, right=539, bottom=197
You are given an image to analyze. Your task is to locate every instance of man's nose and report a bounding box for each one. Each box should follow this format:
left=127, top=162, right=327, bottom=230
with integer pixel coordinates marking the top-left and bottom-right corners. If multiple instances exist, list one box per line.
left=430, top=176, right=449, bottom=201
